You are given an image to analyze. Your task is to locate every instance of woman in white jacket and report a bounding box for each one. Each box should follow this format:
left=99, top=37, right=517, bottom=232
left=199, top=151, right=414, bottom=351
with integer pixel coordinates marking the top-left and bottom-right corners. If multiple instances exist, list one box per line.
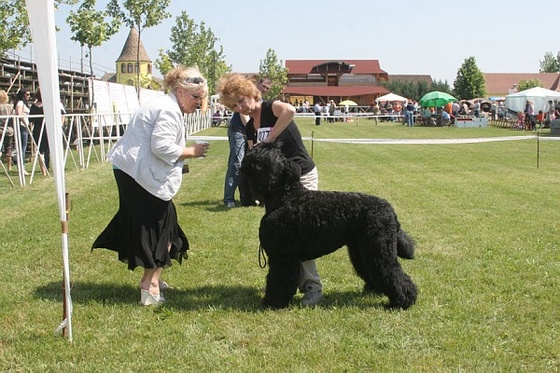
left=92, top=66, right=210, bottom=306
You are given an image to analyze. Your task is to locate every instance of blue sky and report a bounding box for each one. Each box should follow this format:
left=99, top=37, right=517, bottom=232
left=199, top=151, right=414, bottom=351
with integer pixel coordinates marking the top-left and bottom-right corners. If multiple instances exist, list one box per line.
left=47, top=0, right=560, bottom=83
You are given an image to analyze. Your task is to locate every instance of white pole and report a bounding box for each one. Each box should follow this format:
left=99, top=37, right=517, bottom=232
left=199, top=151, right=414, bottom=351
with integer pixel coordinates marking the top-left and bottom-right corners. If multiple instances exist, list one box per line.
left=25, top=0, right=73, bottom=342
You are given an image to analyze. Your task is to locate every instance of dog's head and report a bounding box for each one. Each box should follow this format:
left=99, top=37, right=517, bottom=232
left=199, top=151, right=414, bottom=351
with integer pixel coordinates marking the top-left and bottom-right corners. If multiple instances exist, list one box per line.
left=241, top=142, right=302, bottom=196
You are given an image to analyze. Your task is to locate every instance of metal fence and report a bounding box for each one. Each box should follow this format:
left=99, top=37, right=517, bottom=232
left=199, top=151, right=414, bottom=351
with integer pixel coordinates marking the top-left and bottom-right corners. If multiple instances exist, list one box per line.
left=0, top=109, right=213, bottom=187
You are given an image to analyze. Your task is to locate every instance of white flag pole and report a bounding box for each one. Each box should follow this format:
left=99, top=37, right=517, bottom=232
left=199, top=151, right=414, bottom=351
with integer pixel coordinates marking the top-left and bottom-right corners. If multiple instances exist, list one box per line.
left=25, top=0, right=73, bottom=342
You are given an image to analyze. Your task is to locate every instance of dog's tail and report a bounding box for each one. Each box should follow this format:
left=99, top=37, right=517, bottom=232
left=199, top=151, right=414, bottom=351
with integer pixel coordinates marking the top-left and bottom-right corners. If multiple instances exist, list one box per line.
left=397, top=230, right=415, bottom=259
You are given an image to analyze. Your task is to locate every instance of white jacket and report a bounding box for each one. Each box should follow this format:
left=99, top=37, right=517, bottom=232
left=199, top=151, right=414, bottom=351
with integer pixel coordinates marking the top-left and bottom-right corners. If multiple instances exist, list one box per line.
left=108, top=93, right=185, bottom=201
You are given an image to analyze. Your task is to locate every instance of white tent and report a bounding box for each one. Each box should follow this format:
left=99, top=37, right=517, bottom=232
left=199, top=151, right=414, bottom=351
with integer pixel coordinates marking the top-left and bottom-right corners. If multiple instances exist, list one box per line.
left=25, top=0, right=73, bottom=341
left=505, top=87, right=560, bottom=113
left=376, top=92, right=408, bottom=103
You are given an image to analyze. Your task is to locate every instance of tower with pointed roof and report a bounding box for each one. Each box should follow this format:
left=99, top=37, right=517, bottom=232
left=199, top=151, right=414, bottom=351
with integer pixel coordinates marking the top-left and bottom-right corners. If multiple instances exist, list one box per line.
left=115, top=26, right=153, bottom=87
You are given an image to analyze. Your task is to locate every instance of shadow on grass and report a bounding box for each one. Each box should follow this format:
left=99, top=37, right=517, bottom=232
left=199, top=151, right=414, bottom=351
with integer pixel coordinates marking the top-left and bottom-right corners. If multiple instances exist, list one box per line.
left=33, top=281, right=263, bottom=311
left=177, top=199, right=264, bottom=212
left=33, top=281, right=393, bottom=311
left=313, top=290, right=391, bottom=311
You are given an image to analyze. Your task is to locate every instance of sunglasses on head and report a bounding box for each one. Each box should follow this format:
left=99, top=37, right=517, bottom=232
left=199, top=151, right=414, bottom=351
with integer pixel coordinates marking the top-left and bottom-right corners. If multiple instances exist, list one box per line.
left=184, top=77, right=205, bottom=85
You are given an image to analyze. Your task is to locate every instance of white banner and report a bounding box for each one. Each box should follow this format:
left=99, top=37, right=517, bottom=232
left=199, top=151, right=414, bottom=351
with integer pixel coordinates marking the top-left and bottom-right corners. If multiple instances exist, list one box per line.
left=25, top=0, right=73, bottom=342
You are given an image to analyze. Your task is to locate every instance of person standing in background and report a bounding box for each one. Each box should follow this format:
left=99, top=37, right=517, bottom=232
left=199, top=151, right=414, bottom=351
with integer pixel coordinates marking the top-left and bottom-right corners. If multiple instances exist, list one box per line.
left=223, top=77, right=271, bottom=208
left=404, top=100, right=415, bottom=127
left=14, top=88, right=31, bottom=175
left=328, top=100, right=336, bottom=122
left=472, top=99, right=481, bottom=118
left=313, top=101, right=322, bottom=126
left=29, top=88, right=49, bottom=174
left=223, top=111, right=249, bottom=208
left=0, top=90, right=14, bottom=168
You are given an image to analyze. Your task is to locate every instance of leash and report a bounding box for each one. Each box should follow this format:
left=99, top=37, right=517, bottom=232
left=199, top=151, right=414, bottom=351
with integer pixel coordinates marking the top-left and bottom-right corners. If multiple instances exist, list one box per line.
left=258, top=244, right=267, bottom=268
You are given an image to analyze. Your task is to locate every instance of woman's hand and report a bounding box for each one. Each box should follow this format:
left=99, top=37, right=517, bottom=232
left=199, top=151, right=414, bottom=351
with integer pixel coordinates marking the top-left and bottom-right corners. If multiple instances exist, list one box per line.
left=194, top=141, right=209, bottom=158
left=179, top=142, right=209, bottom=160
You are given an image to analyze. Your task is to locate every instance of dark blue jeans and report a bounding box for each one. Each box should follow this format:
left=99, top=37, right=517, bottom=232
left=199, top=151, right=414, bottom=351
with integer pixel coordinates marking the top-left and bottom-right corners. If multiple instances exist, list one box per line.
left=223, top=129, right=246, bottom=204
left=19, top=125, right=29, bottom=165
left=405, top=110, right=414, bottom=127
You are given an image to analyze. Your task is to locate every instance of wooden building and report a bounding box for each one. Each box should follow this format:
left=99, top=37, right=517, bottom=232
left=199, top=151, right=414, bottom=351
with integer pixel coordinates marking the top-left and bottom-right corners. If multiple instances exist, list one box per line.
left=282, top=59, right=390, bottom=106
left=0, top=55, right=90, bottom=113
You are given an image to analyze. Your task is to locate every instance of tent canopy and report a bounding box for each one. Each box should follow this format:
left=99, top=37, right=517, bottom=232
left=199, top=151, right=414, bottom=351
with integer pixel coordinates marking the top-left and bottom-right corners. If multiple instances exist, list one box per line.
left=376, top=92, right=407, bottom=103
left=505, top=87, right=560, bottom=113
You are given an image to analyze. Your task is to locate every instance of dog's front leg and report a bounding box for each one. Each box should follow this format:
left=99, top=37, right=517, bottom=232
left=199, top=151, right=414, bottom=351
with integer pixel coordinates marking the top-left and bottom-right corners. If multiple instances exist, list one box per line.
left=262, top=256, right=299, bottom=309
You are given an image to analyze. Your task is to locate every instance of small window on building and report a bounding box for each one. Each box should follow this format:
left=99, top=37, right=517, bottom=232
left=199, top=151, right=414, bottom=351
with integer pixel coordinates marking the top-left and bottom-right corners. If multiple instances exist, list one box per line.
left=148, top=64, right=152, bottom=74
left=127, top=63, right=133, bottom=73
left=121, top=63, right=126, bottom=73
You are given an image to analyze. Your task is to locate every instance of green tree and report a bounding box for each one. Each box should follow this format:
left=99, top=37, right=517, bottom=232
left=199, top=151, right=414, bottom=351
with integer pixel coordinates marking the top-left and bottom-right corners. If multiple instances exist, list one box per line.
left=67, top=0, right=120, bottom=78
left=539, top=51, right=560, bottom=73
left=156, top=11, right=229, bottom=95
left=0, top=0, right=76, bottom=55
left=517, top=79, right=543, bottom=91
left=155, top=48, right=173, bottom=76
left=453, top=56, right=486, bottom=100
left=258, top=49, right=288, bottom=100
left=430, top=79, right=452, bottom=94
left=379, top=79, right=450, bottom=102
left=107, top=0, right=171, bottom=92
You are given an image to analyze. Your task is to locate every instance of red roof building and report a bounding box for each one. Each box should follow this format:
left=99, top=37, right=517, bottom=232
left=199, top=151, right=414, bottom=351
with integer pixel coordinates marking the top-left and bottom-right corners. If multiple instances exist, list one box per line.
left=283, top=59, right=390, bottom=106
left=483, top=73, right=560, bottom=97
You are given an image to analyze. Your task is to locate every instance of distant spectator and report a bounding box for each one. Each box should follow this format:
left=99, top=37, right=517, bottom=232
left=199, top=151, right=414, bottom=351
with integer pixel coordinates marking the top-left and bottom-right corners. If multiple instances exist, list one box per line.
left=497, top=102, right=505, bottom=120
left=524, top=100, right=535, bottom=130
left=490, top=101, right=497, bottom=121
left=451, top=101, right=460, bottom=116
left=516, top=111, right=524, bottom=130
left=536, top=110, right=545, bottom=129
left=328, top=100, right=336, bottom=122
left=14, top=88, right=31, bottom=175
left=0, top=89, right=14, bottom=166
left=440, top=109, right=451, bottom=127
left=472, top=100, right=480, bottom=118
left=29, top=88, right=50, bottom=173
left=212, top=109, right=223, bottom=126
left=404, top=101, right=415, bottom=127
left=421, top=107, right=432, bottom=126
left=313, top=102, right=322, bottom=126
left=461, top=101, right=469, bottom=116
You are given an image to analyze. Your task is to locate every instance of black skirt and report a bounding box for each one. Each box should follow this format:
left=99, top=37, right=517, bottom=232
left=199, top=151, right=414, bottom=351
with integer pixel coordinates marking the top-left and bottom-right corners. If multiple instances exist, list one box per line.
left=92, top=169, right=189, bottom=270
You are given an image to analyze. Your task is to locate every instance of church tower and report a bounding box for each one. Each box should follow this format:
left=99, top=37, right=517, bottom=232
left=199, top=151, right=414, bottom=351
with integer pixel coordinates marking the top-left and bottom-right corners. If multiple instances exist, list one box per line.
left=115, top=26, right=153, bottom=87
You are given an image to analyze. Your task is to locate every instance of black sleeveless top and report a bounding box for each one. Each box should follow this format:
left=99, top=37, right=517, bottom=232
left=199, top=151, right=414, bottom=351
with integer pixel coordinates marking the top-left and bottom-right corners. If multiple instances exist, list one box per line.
left=246, top=99, right=315, bottom=175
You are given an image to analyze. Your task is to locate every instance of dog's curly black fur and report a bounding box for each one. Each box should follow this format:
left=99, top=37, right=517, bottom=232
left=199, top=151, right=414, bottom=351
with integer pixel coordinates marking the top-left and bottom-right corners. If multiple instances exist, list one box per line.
left=241, top=142, right=418, bottom=309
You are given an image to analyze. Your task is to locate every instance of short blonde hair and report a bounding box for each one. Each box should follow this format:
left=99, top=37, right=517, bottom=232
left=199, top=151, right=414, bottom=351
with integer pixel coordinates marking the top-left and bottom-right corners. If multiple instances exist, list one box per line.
left=0, top=90, right=9, bottom=104
left=217, top=73, right=261, bottom=111
left=164, top=65, right=209, bottom=111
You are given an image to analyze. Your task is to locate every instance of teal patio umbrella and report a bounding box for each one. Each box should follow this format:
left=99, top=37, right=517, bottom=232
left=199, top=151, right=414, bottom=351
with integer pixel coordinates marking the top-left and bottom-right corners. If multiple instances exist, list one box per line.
left=419, top=91, right=457, bottom=107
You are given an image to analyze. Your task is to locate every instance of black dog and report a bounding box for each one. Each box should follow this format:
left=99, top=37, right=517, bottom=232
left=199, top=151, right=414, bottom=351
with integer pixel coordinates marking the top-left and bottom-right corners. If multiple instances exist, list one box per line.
left=241, top=142, right=418, bottom=309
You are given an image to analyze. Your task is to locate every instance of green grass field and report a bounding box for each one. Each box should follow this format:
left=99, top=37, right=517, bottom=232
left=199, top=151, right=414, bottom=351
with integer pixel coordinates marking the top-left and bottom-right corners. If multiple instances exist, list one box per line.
left=1, top=120, right=559, bottom=372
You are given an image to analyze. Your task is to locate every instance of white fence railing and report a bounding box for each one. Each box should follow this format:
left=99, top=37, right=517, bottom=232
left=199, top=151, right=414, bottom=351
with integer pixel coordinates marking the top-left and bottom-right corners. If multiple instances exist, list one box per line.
left=0, top=109, right=213, bottom=187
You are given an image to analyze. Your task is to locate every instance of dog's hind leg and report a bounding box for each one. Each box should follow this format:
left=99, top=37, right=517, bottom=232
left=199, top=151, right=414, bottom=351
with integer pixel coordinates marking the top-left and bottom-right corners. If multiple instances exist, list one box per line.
left=354, top=237, right=417, bottom=309
left=347, top=244, right=383, bottom=294
left=262, top=256, right=299, bottom=309
left=373, top=259, right=417, bottom=309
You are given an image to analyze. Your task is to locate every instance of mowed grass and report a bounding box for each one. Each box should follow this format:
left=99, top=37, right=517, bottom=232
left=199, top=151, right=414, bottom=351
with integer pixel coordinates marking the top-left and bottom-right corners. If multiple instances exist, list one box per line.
left=0, top=119, right=559, bottom=372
